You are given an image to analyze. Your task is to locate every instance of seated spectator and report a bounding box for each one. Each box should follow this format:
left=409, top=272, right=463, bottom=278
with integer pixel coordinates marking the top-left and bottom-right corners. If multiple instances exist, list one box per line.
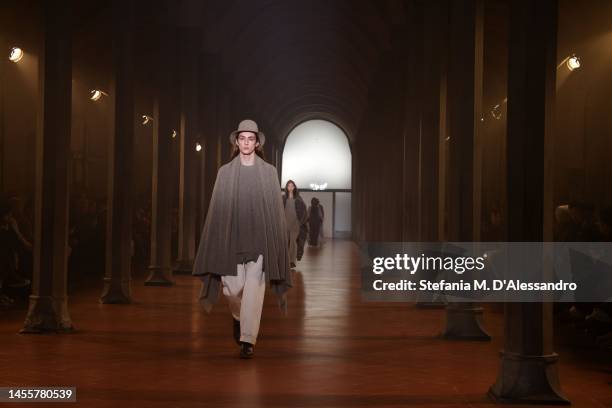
left=8, top=195, right=33, bottom=280
left=0, top=198, right=31, bottom=306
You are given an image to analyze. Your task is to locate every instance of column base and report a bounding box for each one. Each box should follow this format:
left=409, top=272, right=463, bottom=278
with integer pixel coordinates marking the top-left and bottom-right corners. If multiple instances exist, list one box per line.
left=488, top=351, right=570, bottom=405
left=100, top=277, right=132, bottom=304
left=441, top=303, right=491, bottom=341
left=416, top=301, right=447, bottom=309
left=20, top=295, right=75, bottom=334
left=416, top=292, right=447, bottom=308
left=173, top=258, right=194, bottom=274
left=145, top=266, right=174, bottom=286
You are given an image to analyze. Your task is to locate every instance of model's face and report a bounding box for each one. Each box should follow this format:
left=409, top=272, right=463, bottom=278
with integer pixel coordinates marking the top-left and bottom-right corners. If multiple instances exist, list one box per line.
left=236, top=131, right=259, bottom=155
left=287, top=182, right=295, bottom=192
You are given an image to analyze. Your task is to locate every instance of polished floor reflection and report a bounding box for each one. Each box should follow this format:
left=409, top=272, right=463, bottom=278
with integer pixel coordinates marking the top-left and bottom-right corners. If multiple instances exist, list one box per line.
left=0, top=240, right=610, bottom=407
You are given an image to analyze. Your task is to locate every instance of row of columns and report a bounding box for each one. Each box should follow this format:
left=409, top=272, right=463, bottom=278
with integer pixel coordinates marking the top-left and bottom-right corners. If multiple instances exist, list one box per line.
left=353, top=0, right=567, bottom=404
left=21, top=0, right=226, bottom=325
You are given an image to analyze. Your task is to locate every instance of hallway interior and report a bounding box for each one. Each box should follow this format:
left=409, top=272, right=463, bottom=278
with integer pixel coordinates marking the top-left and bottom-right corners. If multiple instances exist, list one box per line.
left=1, top=240, right=610, bottom=407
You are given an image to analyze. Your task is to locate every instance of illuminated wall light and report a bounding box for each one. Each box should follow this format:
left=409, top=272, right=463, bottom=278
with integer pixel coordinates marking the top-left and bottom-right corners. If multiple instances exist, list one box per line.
left=490, top=104, right=502, bottom=120
left=171, top=130, right=178, bottom=139
left=89, top=89, right=108, bottom=101
left=309, top=182, right=328, bottom=191
left=490, top=97, right=508, bottom=120
left=566, top=54, right=581, bottom=71
left=195, top=142, right=202, bottom=152
left=142, top=115, right=154, bottom=126
left=9, top=47, right=23, bottom=63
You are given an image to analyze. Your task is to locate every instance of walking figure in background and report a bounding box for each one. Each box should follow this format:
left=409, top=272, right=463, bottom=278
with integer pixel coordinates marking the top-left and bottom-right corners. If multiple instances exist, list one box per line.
left=296, top=212, right=308, bottom=261
left=283, top=180, right=307, bottom=268
left=307, top=197, right=324, bottom=247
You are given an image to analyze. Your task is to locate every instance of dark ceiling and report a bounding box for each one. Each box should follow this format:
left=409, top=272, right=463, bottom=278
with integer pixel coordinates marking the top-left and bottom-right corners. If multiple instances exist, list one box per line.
left=193, top=0, right=399, bottom=140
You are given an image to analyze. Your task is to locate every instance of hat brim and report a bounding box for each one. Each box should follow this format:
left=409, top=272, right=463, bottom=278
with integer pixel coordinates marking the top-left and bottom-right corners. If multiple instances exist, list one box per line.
left=229, top=130, right=265, bottom=147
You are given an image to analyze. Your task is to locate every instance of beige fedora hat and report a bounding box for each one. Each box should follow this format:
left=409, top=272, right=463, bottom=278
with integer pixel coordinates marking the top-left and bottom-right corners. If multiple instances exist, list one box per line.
left=229, top=119, right=265, bottom=146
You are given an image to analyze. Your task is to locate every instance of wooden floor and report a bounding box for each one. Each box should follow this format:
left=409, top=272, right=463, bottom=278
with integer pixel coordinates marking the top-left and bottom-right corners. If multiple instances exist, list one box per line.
left=1, top=240, right=611, bottom=407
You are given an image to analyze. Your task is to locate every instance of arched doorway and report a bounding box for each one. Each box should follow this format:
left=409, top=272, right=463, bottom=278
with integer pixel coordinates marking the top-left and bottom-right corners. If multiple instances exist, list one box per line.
left=281, top=119, right=352, bottom=238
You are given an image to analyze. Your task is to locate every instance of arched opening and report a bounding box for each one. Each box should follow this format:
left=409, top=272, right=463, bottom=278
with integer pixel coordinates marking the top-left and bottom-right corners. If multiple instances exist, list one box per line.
left=281, top=119, right=352, bottom=238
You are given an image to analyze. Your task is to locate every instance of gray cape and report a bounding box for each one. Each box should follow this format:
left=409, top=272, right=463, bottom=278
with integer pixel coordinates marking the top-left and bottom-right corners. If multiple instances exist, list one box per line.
left=192, top=154, right=292, bottom=312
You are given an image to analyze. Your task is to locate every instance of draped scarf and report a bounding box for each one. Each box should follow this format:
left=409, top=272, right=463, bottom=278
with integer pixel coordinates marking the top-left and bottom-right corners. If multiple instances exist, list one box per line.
left=192, top=155, right=292, bottom=312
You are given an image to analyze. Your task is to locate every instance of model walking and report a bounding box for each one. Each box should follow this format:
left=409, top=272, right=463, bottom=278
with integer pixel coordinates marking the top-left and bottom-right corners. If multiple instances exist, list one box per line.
left=193, top=119, right=292, bottom=359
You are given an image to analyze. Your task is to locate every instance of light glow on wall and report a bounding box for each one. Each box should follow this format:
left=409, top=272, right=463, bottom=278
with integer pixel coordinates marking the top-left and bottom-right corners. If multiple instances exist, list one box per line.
left=282, top=120, right=351, bottom=190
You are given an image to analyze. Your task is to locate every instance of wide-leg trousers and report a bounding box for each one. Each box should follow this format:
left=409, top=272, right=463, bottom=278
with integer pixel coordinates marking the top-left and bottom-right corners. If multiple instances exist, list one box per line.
left=221, top=254, right=265, bottom=345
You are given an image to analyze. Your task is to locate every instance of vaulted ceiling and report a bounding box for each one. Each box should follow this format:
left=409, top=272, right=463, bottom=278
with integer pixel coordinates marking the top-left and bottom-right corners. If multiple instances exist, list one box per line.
left=193, top=0, right=403, bottom=141
left=61, top=0, right=407, bottom=142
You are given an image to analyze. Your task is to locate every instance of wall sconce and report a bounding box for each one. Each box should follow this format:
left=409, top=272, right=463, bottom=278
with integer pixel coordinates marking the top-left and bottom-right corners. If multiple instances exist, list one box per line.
left=90, top=89, right=108, bottom=101
left=195, top=142, right=202, bottom=152
left=558, top=54, right=581, bottom=71
left=566, top=54, right=581, bottom=71
left=490, top=97, right=508, bottom=120
left=9, top=47, right=23, bottom=63
left=171, top=130, right=178, bottom=139
left=142, top=115, right=154, bottom=126
left=491, top=104, right=502, bottom=120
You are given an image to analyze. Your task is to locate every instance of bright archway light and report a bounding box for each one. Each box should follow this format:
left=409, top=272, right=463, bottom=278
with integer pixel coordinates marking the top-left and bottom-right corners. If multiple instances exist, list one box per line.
left=195, top=142, right=202, bottom=152
left=9, top=47, right=23, bottom=63
left=282, top=119, right=351, bottom=190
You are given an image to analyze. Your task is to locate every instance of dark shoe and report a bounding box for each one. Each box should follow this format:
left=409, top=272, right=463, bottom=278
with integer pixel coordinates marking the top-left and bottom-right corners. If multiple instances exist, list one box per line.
left=232, top=318, right=240, bottom=345
left=239, top=342, right=254, bottom=359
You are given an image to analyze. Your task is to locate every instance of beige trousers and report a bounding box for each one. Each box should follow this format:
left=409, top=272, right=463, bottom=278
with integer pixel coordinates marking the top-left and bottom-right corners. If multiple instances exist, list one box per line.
left=221, top=255, right=265, bottom=344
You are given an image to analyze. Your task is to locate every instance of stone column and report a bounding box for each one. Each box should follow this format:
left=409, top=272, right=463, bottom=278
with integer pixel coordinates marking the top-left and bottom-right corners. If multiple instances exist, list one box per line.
left=196, top=53, right=218, bottom=236
left=100, top=0, right=135, bottom=303
left=442, top=0, right=490, bottom=340
left=22, top=1, right=74, bottom=333
left=145, top=23, right=177, bottom=286
left=173, top=28, right=199, bottom=274
left=420, top=1, right=444, bottom=243
left=416, top=1, right=446, bottom=308
left=488, top=0, right=569, bottom=404
left=0, top=35, right=5, bottom=191
left=400, top=5, right=423, bottom=243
